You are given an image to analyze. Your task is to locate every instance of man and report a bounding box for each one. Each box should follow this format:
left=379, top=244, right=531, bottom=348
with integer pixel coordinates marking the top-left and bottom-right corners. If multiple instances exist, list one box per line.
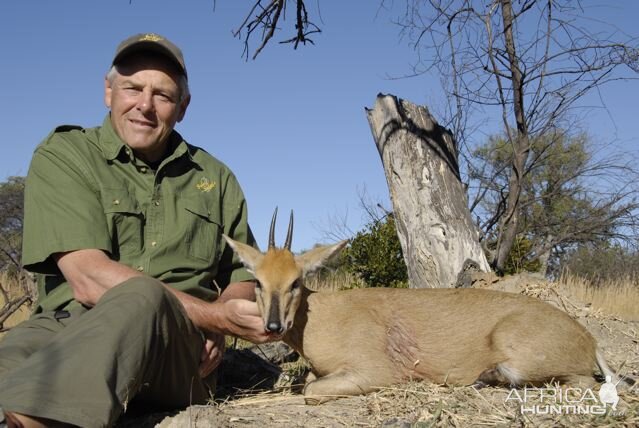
left=0, top=33, right=275, bottom=427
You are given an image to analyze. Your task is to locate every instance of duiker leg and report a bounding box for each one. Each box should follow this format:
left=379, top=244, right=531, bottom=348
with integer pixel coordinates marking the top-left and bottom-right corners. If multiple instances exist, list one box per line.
left=474, top=366, right=513, bottom=387
left=303, top=370, right=378, bottom=405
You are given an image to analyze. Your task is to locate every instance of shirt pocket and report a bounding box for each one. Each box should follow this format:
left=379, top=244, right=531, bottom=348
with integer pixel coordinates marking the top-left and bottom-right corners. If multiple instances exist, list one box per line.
left=102, top=188, right=144, bottom=258
left=181, top=196, right=223, bottom=263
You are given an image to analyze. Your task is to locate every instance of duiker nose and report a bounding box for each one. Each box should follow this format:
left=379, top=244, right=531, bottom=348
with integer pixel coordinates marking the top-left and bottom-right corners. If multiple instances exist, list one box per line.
left=266, top=321, right=284, bottom=334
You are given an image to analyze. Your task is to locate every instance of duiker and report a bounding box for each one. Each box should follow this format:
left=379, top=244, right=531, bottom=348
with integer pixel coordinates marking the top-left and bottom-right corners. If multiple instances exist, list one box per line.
left=224, top=210, right=625, bottom=404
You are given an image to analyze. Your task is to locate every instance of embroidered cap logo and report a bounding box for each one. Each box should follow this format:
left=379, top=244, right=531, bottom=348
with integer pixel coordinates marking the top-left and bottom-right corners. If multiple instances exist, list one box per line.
left=139, top=33, right=164, bottom=42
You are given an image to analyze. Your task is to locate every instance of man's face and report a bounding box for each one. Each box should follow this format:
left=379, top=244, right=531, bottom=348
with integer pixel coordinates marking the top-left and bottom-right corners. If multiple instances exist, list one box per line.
left=104, top=54, right=190, bottom=163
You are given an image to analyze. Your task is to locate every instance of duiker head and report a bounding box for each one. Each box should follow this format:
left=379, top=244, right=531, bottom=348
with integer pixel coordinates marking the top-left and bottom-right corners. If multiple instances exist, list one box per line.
left=223, top=208, right=347, bottom=334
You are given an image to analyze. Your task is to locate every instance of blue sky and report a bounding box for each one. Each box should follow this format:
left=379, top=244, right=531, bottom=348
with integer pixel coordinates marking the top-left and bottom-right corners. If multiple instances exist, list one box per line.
left=1, top=1, right=637, bottom=252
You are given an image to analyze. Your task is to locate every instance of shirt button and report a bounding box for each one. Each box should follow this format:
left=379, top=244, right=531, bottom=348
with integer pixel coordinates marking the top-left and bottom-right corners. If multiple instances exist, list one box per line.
left=113, top=199, right=120, bottom=205
left=153, top=200, right=160, bottom=206
left=140, top=167, right=148, bottom=173
left=136, top=266, right=144, bottom=272
left=151, top=241, right=157, bottom=247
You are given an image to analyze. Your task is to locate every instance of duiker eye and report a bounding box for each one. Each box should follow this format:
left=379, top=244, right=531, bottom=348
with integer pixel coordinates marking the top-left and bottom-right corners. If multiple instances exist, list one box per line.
left=254, top=281, right=262, bottom=291
left=291, top=280, right=301, bottom=290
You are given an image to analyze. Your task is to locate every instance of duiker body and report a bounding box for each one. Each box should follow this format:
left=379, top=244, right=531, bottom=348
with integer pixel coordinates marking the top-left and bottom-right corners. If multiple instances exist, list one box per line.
left=224, top=211, right=621, bottom=404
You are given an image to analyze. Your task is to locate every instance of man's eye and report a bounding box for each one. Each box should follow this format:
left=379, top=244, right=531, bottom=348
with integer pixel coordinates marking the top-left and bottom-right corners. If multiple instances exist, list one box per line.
left=123, top=88, right=141, bottom=96
left=156, top=93, right=173, bottom=102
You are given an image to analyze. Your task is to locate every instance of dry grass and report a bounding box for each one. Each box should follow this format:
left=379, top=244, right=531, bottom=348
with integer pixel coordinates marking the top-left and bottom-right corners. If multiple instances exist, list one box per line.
left=363, top=381, right=638, bottom=428
left=559, top=273, right=639, bottom=321
left=158, top=377, right=638, bottom=427
left=0, top=270, right=35, bottom=337
left=304, top=268, right=366, bottom=291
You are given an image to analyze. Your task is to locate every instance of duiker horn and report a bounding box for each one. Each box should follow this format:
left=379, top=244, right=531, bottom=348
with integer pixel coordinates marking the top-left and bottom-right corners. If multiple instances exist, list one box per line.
left=284, top=211, right=294, bottom=250
left=268, top=207, right=278, bottom=249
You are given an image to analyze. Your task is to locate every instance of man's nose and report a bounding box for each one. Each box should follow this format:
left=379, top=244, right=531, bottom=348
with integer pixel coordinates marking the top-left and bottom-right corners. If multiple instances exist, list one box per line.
left=136, top=90, right=154, bottom=113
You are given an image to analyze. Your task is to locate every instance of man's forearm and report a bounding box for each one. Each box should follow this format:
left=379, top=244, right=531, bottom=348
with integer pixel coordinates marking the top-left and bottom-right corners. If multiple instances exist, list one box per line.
left=167, top=281, right=256, bottom=332
left=55, top=249, right=269, bottom=341
left=54, top=249, right=145, bottom=306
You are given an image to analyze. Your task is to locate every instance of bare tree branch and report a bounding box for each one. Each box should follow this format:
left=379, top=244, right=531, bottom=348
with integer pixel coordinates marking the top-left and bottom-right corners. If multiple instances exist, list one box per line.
left=234, top=0, right=321, bottom=60
left=0, top=295, right=31, bottom=333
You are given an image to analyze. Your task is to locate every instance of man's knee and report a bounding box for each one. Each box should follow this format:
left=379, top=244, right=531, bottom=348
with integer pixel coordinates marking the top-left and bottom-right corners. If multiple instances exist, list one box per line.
left=103, top=276, right=169, bottom=310
left=98, top=277, right=187, bottom=331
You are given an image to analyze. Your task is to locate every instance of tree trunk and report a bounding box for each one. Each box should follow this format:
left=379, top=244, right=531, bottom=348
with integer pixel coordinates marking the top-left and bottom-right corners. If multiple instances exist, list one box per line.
left=533, top=234, right=555, bottom=278
left=366, top=94, right=491, bottom=288
left=492, top=0, right=531, bottom=273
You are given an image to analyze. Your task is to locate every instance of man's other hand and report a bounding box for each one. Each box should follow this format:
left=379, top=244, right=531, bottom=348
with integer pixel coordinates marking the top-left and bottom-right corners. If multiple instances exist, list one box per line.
left=199, top=332, right=225, bottom=378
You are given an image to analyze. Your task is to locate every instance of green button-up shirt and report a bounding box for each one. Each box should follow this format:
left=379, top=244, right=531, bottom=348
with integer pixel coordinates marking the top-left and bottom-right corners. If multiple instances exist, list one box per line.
left=23, top=115, right=256, bottom=312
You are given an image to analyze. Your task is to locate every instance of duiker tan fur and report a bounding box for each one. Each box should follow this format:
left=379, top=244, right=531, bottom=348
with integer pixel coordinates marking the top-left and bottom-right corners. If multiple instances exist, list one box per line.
left=223, top=211, right=621, bottom=404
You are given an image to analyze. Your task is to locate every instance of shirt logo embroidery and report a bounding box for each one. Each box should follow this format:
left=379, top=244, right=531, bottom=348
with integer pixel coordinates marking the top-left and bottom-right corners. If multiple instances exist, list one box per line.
left=196, top=177, right=216, bottom=192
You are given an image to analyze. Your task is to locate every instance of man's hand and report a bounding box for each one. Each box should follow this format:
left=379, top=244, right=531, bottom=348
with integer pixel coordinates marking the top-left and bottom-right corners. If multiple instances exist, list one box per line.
left=196, top=298, right=281, bottom=377
left=169, top=282, right=280, bottom=344
left=199, top=332, right=225, bottom=378
left=214, top=299, right=282, bottom=344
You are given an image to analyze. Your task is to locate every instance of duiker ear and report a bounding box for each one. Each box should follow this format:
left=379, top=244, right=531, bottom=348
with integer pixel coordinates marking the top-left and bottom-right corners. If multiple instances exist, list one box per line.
left=296, top=240, right=348, bottom=276
left=222, top=235, right=264, bottom=273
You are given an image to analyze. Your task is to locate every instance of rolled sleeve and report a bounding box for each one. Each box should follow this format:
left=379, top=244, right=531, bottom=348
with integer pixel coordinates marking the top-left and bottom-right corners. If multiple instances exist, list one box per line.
left=22, top=146, right=112, bottom=274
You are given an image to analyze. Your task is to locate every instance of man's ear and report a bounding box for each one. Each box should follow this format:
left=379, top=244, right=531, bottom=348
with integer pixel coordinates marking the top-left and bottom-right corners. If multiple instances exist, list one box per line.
left=104, top=77, right=113, bottom=109
left=177, top=94, right=191, bottom=123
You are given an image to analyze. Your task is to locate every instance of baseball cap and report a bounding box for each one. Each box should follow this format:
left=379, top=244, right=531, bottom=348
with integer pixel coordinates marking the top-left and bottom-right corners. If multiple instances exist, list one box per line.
left=112, top=33, right=187, bottom=78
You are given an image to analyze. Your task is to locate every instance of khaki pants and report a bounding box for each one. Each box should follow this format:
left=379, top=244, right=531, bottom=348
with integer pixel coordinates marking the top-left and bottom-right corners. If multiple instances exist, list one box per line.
left=0, top=277, right=212, bottom=427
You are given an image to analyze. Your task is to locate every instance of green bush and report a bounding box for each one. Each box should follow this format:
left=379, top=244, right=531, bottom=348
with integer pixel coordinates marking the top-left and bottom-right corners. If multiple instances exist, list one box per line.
left=502, top=236, right=542, bottom=275
left=343, top=215, right=408, bottom=288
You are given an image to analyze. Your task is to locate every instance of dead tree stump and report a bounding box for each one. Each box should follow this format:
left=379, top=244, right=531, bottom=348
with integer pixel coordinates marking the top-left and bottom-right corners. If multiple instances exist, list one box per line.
left=366, top=94, right=490, bottom=288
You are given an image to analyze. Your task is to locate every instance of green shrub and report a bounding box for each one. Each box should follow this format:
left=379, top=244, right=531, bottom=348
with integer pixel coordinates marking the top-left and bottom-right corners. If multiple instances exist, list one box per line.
left=343, top=215, right=408, bottom=288
left=502, top=236, right=542, bottom=275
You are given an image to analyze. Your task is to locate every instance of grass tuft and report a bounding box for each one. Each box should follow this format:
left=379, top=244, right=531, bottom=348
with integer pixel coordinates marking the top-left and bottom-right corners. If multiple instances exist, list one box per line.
left=559, top=272, right=639, bottom=321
